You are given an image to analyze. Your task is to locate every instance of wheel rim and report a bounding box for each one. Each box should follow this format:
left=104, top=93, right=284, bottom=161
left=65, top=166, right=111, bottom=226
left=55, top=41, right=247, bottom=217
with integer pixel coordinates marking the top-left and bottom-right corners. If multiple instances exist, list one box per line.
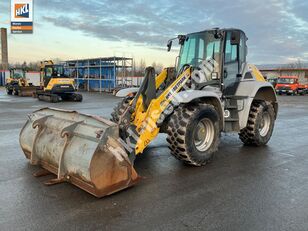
left=193, top=118, right=215, bottom=152
left=259, top=111, right=271, bottom=137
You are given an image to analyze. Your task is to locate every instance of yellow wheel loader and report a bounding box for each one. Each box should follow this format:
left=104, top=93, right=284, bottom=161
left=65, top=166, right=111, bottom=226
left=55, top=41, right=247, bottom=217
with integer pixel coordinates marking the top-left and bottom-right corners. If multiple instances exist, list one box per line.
left=35, top=60, right=83, bottom=103
left=19, top=28, right=278, bottom=197
left=5, top=68, right=38, bottom=97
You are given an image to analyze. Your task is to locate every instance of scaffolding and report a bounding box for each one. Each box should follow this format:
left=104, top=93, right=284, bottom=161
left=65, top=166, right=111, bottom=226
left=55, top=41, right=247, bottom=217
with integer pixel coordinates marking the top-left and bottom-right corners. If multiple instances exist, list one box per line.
left=63, top=57, right=134, bottom=92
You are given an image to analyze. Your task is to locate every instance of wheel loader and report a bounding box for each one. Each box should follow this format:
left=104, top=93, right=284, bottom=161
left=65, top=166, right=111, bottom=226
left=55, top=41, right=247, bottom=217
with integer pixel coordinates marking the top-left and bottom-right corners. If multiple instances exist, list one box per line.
left=19, top=28, right=278, bottom=197
left=5, top=68, right=38, bottom=96
left=34, top=60, right=83, bottom=103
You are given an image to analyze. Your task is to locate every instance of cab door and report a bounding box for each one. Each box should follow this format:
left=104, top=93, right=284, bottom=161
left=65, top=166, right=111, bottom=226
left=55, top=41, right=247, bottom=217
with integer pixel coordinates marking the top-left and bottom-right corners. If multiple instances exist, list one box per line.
left=223, top=31, right=246, bottom=95
left=43, top=66, right=53, bottom=88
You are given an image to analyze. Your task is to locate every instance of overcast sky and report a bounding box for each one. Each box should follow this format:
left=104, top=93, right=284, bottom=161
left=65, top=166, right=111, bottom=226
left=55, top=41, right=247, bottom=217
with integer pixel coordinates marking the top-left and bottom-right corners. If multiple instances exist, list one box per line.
left=0, top=0, right=307, bottom=65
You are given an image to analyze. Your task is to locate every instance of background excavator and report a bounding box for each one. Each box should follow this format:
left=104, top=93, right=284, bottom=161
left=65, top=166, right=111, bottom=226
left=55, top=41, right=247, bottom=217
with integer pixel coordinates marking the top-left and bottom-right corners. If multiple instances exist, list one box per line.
left=34, top=60, right=83, bottom=103
left=19, top=28, right=278, bottom=197
left=5, top=68, right=38, bottom=96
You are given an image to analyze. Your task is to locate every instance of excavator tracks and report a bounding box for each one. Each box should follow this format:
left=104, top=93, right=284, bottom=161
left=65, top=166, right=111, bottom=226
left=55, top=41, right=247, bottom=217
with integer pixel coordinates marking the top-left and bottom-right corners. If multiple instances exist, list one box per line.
left=37, top=92, right=83, bottom=103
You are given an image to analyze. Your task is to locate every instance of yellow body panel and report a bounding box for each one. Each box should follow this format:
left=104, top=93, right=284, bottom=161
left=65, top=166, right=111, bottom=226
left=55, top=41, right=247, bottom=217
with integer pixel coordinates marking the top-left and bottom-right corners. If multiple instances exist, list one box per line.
left=6, top=77, right=29, bottom=86
left=155, top=68, right=168, bottom=89
left=6, top=78, right=14, bottom=84
left=45, top=78, right=75, bottom=91
left=130, top=68, right=168, bottom=118
left=18, top=78, right=29, bottom=87
left=250, top=64, right=266, bottom=82
left=133, top=67, right=192, bottom=154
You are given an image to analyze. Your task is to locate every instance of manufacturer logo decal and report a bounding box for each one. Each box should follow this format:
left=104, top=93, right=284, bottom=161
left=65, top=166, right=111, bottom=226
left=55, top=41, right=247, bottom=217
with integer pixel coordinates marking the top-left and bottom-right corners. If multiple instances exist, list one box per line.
left=15, top=4, right=29, bottom=18
left=11, top=0, right=33, bottom=34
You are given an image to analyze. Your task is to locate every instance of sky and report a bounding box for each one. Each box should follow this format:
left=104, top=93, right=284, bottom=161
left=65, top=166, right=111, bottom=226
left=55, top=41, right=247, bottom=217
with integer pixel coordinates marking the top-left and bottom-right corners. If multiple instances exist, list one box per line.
left=0, top=0, right=308, bottom=66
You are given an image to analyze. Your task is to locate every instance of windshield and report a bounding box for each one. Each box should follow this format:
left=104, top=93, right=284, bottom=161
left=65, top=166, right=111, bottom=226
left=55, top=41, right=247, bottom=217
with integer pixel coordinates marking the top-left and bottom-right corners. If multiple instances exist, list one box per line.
left=13, top=73, right=23, bottom=79
left=278, top=78, right=295, bottom=84
left=45, top=65, right=66, bottom=78
left=178, top=31, right=222, bottom=72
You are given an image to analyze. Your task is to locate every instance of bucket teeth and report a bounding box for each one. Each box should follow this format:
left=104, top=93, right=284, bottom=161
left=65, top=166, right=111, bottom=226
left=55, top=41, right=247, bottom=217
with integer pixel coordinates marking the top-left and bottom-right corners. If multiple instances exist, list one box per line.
left=20, top=107, right=139, bottom=197
left=44, top=178, right=66, bottom=186
left=33, top=169, right=51, bottom=177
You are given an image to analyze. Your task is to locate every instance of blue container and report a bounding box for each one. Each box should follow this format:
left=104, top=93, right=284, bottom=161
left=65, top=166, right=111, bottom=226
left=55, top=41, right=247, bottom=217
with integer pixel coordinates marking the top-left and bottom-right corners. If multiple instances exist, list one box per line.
left=0, top=72, right=4, bottom=86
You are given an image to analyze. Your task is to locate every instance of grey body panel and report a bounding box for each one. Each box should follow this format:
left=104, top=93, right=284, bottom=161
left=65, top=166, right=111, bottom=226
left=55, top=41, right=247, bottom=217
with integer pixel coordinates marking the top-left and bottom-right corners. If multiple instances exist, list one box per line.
left=116, top=87, right=139, bottom=97
left=174, top=64, right=277, bottom=132
left=173, top=88, right=222, bottom=104
left=235, top=81, right=276, bottom=129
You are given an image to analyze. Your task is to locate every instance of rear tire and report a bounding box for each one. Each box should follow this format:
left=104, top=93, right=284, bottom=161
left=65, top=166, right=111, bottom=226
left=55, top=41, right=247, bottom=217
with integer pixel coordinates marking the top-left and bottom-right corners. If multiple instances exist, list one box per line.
left=166, top=104, right=220, bottom=166
left=239, top=101, right=275, bottom=146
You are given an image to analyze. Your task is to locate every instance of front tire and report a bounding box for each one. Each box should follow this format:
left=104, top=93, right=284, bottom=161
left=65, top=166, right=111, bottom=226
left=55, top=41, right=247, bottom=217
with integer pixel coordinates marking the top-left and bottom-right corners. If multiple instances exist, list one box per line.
left=111, top=96, right=132, bottom=123
left=6, top=89, right=13, bottom=95
left=239, top=101, right=275, bottom=146
left=13, top=88, right=19, bottom=96
left=166, top=103, right=220, bottom=166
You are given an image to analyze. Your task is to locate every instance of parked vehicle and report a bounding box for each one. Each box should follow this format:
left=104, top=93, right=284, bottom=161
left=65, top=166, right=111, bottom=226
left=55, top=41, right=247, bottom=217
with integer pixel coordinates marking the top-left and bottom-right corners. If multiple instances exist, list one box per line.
left=5, top=68, right=38, bottom=96
left=267, top=77, right=278, bottom=88
left=275, top=76, right=308, bottom=95
left=34, top=60, right=82, bottom=102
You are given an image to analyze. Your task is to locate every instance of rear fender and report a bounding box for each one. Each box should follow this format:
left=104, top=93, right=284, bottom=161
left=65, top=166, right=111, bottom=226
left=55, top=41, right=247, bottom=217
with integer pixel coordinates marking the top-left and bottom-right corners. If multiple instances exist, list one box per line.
left=236, top=82, right=278, bottom=129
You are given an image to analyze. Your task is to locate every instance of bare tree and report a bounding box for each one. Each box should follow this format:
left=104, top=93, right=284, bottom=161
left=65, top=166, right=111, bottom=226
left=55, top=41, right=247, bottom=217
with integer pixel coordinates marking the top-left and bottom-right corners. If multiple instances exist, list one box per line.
left=285, top=59, right=303, bottom=69
left=151, top=61, right=163, bottom=74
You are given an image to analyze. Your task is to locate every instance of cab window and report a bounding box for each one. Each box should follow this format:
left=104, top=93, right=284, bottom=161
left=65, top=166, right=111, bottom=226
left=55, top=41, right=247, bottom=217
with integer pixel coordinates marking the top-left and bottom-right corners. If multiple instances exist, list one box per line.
left=225, top=32, right=238, bottom=63
left=45, top=67, right=53, bottom=77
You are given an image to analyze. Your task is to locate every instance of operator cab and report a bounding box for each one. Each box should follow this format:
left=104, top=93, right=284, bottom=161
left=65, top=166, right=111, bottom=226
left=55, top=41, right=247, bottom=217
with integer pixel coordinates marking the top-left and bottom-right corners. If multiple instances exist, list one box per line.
left=169, top=28, right=248, bottom=95
left=43, top=64, right=67, bottom=87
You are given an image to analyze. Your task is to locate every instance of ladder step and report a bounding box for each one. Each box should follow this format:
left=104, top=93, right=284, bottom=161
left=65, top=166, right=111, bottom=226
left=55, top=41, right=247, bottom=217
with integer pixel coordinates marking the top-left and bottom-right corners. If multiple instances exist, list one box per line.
left=224, top=95, right=248, bottom=100
left=225, top=106, right=238, bottom=109
left=225, top=118, right=239, bottom=122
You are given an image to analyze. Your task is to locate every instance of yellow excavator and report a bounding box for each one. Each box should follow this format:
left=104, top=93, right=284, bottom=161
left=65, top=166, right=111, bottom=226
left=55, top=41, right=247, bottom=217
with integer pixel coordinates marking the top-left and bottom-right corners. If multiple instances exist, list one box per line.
left=19, top=28, right=278, bottom=197
left=35, top=60, right=83, bottom=103
left=5, top=68, right=38, bottom=96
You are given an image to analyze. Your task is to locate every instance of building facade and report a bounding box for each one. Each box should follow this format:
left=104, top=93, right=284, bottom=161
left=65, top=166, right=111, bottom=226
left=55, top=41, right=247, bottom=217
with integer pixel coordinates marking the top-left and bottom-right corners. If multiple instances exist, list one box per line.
left=260, top=68, right=308, bottom=84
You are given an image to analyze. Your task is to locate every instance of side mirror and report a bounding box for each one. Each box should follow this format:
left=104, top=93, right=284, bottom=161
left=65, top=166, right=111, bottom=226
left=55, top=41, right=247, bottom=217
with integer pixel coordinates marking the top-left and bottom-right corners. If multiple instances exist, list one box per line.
left=178, top=35, right=187, bottom=45
left=167, top=40, right=172, bottom=52
left=231, top=31, right=241, bottom=45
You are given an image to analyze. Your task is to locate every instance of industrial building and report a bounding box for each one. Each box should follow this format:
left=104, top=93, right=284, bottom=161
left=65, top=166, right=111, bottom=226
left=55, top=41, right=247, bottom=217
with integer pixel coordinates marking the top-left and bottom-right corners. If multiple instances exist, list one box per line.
left=260, top=68, right=308, bottom=83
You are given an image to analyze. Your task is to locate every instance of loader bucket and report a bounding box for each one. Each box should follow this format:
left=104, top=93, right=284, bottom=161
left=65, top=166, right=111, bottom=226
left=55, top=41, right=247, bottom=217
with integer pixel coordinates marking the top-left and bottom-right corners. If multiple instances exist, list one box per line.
left=18, top=86, right=38, bottom=97
left=19, top=108, right=139, bottom=197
